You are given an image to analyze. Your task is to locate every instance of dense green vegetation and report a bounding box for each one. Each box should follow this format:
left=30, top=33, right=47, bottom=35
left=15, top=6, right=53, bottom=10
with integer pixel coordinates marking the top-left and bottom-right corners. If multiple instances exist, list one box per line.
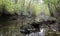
left=44, top=0, right=60, bottom=20
left=0, top=0, right=60, bottom=21
left=0, top=0, right=50, bottom=15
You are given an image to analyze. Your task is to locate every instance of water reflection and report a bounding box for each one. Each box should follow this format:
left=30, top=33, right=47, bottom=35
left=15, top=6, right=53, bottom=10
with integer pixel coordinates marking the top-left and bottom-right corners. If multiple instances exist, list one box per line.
left=38, top=28, right=45, bottom=36
left=0, top=33, right=2, bottom=36
left=26, top=28, right=46, bottom=36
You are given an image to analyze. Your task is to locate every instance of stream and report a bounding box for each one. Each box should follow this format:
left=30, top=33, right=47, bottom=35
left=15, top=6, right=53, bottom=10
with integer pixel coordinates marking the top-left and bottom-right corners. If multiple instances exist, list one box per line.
left=25, top=28, right=46, bottom=36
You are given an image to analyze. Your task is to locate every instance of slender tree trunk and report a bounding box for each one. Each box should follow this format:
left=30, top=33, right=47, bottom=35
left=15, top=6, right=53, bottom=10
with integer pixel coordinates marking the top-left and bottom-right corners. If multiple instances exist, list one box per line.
left=48, top=2, right=54, bottom=17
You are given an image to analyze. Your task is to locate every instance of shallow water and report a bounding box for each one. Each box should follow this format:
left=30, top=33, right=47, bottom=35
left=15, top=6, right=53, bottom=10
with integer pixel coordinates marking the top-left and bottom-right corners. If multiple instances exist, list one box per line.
left=26, top=28, right=45, bottom=36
